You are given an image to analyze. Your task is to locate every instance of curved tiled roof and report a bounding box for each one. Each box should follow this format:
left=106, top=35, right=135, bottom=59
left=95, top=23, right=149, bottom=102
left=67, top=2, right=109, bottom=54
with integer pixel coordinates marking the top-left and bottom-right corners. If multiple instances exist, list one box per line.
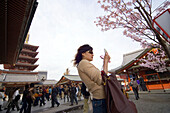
left=109, top=48, right=151, bottom=73
left=64, top=75, right=82, bottom=81
left=0, top=73, right=40, bottom=83
left=57, top=75, right=82, bottom=85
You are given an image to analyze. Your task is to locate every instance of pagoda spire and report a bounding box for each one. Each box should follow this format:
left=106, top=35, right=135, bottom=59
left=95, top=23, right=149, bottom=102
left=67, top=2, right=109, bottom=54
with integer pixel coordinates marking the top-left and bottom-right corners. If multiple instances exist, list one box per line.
left=25, top=33, right=30, bottom=44
left=64, top=68, right=70, bottom=75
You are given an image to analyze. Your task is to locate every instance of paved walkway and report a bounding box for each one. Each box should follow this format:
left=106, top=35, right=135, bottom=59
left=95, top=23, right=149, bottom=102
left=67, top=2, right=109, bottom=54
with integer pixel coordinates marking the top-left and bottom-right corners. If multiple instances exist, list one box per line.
left=1, top=98, right=84, bottom=113
left=32, top=99, right=84, bottom=113
left=1, top=89, right=170, bottom=113
left=127, top=89, right=170, bottom=95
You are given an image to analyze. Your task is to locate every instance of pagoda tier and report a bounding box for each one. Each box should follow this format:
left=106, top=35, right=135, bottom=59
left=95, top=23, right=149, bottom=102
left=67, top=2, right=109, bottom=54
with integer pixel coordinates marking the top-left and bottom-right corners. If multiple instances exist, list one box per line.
left=24, top=43, right=39, bottom=51
left=21, top=48, right=39, bottom=58
left=12, top=63, right=39, bottom=71
left=4, top=43, right=39, bottom=71
left=4, top=63, right=39, bottom=71
left=18, top=55, right=39, bottom=64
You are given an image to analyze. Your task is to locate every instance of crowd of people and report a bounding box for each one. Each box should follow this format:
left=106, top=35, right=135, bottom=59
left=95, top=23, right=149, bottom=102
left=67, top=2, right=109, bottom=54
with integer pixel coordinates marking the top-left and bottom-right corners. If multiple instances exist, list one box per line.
left=0, top=44, right=144, bottom=113
left=0, top=82, right=83, bottom=113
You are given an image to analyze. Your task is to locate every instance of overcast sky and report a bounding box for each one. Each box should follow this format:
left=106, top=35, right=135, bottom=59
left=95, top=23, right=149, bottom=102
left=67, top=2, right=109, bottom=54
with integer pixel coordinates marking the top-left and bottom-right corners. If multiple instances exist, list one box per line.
left=0, top=0, right=166, bottom=81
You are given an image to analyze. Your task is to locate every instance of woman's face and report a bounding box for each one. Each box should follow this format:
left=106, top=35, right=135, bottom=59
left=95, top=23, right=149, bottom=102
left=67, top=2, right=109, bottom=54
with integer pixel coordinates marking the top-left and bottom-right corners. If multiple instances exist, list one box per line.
left=82, top=50, right=94, bottom=61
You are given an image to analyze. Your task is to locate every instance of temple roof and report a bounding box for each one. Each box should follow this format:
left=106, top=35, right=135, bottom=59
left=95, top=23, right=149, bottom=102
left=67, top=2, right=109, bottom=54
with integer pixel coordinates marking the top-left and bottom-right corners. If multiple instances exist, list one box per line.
left=21, top=49, right=39, bottom=57
left=18, top=55, right=39, bottom=64
left=42, top=80, right=58, bottom=85
left=109, top=48, right=152, bottom=73
left=15, top=63, right=39, bottom=70
left=0, top=73, right=40, bottom=83
left=23, top=43, right=39, bottom=51
left=0, top=69, right=38, bottom=74
left=57, top=75, right=82, bottom=85
left=0, top=0, right=38, bottom=64
left=64, top=75, right=82, bottom=81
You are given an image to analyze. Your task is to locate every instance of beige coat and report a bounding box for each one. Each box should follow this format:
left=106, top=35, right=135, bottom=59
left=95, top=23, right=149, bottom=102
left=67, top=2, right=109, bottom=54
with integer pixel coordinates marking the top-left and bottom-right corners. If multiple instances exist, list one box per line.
left=77, top=59, right=105, bottom=99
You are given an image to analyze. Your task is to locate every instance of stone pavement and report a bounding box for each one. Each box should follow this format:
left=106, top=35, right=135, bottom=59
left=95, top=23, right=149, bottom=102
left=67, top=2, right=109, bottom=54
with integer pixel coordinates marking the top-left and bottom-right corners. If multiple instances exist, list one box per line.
left=130, top=93, right=170, bottom=113
left=127, top=89, right=170, bottom=95
left=1, top=89, right=170, bottom=113
left=1, top=98, right=84, bottom=113
left=67, top=93, right=170, bottom=113
left=32, top=99, right=84, bottom=113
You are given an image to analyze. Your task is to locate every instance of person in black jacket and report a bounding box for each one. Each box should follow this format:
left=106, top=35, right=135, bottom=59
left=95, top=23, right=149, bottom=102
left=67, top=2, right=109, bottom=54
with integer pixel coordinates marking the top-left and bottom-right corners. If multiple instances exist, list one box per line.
left=51, top=85, right=60, bottom=107
left=63, top=85, right=69, bottom=102
left=81, top=82, right=90, bottom=113
left=39, top=86, right=46, bottom=106
left=26, top=83, right=35, bottom=113
left=69, top=83, right=78, bottom=106
left=139, top=76, right=148, bottom=91
left=20, top=85, right=29, bottom=113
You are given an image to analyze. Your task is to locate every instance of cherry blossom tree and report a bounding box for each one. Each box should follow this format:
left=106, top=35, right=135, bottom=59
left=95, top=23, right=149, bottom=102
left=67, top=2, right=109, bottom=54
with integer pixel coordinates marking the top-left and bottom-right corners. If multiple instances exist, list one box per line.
left=95, top=0, right=170, bottom=72
left=139, top=47, right=168, bottom=72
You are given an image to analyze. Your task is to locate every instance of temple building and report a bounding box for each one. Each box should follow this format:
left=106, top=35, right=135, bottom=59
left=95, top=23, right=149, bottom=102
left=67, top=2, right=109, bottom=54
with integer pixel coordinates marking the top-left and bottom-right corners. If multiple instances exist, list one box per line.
left=57, top=75, right=82, bottom=85
left=57, top=69, right=82, bottom=85
left=109, top=48, right=170, bottom=91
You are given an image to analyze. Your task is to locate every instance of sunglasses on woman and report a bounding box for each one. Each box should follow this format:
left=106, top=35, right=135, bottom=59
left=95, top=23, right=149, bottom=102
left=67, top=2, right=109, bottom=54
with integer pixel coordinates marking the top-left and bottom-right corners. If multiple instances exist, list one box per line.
left=87, top=50, right=93, bottom=54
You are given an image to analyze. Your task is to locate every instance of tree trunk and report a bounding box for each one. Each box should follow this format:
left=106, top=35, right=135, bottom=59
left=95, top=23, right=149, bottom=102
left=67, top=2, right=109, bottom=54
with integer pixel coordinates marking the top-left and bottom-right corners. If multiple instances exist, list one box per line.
left=155, top=32, right=170, bottom=60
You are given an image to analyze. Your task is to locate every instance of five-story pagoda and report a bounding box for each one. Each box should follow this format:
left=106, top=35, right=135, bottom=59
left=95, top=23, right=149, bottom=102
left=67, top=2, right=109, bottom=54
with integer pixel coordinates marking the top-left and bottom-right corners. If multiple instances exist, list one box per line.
left=1, top=35, right=41, bottom=87
left=4, top=43, right=39, bottom=71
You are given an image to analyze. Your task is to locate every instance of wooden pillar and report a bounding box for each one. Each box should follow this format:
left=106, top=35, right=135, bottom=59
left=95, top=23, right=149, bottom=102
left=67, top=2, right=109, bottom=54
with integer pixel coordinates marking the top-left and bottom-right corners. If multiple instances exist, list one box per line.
left=157, top=73, right=165, bottom=92
left=126, top=70, right=132, bottom=91
left=143, top=74, right=150, bottom=92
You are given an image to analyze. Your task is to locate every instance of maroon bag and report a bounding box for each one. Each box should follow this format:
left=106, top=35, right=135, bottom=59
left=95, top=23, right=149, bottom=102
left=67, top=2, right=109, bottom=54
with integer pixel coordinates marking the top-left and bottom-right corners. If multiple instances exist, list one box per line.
left=101, top=71, right=137, bottom=113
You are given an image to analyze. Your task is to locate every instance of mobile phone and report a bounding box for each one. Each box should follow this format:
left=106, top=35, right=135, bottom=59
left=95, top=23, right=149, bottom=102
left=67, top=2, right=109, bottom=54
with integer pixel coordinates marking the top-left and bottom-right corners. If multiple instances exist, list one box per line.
left=104, top=48, right=107, bottom=53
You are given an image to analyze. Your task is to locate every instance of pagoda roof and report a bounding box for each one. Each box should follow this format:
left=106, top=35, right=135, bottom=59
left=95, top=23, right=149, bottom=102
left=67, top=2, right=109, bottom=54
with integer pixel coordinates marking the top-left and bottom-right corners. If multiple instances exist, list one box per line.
left=3, top=62, right=38, bottom=70
left=23, top=43, right=39, bottom=51
left=15, top=63, right=39, bottom=70
left=0, top=73, right=40, bottom=83
left=109, top=48, right=152, bottom=74
left=21, top=48, right=39, bottom=57
left=19, top=55, right=39, bottom=64
left=1, top=70, right=38, bottom=74
left=0, top=0, right=38, bottom=64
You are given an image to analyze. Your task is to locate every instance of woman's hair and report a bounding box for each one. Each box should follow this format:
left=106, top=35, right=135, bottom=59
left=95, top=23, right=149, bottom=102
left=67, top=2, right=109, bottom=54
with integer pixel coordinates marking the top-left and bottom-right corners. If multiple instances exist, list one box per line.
left=73, top=44, right=93, bottom=66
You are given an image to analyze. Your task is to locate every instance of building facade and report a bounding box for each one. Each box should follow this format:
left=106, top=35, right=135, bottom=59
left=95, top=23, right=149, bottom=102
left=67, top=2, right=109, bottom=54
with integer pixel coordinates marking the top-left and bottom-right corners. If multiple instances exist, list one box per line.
left=110, top=48, right=170, bottom=91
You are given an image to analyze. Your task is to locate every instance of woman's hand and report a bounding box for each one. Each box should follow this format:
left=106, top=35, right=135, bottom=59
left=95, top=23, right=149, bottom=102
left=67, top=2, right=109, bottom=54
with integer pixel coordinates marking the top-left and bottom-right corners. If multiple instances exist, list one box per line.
left=103, top=51, right=111, bottom=74
left=104, top=52, right=110, bottom=63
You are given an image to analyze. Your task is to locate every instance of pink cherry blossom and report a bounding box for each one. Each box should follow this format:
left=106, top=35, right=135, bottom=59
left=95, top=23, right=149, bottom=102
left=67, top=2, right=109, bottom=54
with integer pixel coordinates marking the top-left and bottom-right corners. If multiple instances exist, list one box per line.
left=95, top=0, right=170, bottom=72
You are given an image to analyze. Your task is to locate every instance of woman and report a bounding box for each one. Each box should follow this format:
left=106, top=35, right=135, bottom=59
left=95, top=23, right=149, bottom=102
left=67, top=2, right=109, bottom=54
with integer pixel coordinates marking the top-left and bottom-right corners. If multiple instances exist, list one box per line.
left=73, top=44, right=110, bottom=113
